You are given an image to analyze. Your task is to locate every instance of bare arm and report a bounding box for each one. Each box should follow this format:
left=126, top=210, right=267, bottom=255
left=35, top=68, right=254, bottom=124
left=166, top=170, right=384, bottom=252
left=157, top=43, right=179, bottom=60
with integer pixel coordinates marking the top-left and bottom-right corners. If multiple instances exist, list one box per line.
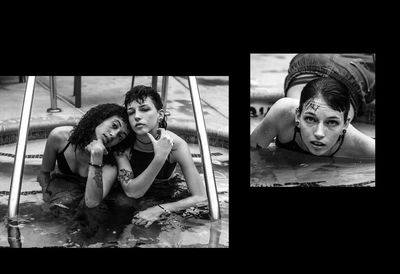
left=250, top=98, right=295, bottom=148
left=157, top=136, right=207, bottom=212
left=84, top=139, right=117, bottom=208
left=115, top=128, right=173, bottom=199
left=37, top=127, right=68, bottom=190
left=85, top=164, right=117, bottom=208
left=132, top=135, right=207, bottom=228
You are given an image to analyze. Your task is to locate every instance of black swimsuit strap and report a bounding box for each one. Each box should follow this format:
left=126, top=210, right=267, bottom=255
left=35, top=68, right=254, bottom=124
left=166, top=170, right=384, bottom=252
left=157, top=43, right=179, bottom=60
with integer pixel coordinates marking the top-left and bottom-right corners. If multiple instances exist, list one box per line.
left=59, top=141, right=71, bottom=154
left=293, top=126, right=300, bottom=141
left=329, top=134, right=345, bottom=157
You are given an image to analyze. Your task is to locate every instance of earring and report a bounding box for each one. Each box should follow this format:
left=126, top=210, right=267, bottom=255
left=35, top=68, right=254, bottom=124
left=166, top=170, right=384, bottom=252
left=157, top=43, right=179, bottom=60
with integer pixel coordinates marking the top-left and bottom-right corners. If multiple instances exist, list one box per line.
left=295, top=121, right=299, bottom=127
left=342, top=129, right=347, bottom=134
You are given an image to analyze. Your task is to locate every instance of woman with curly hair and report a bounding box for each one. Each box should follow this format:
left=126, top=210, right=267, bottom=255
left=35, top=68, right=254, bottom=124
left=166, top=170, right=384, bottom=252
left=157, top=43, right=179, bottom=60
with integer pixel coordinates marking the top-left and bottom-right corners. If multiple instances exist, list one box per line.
left=37, top=103, right=132, bottom=218
left=113, top=85, right=207, bottom=228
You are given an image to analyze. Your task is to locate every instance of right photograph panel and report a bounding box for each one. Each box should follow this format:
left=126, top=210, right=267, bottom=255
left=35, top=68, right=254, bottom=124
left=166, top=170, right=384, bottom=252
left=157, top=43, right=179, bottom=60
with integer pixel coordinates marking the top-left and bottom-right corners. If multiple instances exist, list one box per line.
left=250, top=54, right=375, bottom=187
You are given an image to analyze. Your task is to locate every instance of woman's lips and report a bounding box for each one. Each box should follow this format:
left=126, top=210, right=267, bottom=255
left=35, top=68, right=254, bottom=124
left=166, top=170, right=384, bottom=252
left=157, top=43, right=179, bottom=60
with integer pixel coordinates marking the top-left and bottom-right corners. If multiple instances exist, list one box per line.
left=310, top=141, right=325, bottom=149
left=135, top=123, right=145, bottom=128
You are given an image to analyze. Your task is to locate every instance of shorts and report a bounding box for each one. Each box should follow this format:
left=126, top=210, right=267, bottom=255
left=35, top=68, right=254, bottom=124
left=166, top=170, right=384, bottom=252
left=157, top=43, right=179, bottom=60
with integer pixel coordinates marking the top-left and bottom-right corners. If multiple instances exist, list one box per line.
left=284, top=54, right=375, bottom=117
left=42, top=173, right=113, bottom=237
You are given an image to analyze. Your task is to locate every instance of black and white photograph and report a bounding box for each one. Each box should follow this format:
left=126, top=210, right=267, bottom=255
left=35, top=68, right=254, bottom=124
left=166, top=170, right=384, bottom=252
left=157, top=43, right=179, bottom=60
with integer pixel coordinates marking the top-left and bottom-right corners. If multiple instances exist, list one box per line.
left=250, top=54, right=375, bottom=187
left=0, top=76, right=229, bottom=248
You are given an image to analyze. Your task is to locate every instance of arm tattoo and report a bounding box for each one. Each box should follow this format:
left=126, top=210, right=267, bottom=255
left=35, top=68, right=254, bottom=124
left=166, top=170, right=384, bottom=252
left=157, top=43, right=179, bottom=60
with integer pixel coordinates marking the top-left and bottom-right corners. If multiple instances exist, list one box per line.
left=118, top=169, right=134, bottom=185
left=93, top=167, right=103, bottom=189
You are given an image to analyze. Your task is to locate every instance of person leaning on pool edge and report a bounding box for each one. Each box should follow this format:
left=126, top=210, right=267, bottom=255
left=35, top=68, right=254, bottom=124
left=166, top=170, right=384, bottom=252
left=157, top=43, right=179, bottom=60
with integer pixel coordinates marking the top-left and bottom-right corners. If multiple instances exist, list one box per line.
left=37, top=103, right=132, bottom=235
left=112, top=85, right=207, bottom=228
left=250, top=77, right=375, bottom=159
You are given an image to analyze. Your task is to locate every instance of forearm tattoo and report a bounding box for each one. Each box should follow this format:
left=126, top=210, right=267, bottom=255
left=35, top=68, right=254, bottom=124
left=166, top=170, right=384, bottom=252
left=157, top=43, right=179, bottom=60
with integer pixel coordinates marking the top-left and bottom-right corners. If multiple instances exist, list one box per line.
left=118, top=169, right=134, bottom=185
left=93, top=167, right=103, bottom=189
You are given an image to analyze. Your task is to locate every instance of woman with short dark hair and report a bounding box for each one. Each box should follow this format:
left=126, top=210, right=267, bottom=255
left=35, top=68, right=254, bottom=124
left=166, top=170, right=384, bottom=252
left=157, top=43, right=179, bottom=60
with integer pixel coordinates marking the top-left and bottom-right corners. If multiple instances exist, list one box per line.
left=251, top=77, right=375, bottom=159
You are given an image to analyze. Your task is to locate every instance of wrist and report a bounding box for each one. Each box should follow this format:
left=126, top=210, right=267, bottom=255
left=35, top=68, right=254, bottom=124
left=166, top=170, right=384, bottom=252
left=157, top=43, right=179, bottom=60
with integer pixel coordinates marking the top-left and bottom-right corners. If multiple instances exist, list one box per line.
left=90, top=154, right=103, bottom=166
left=157, top=204, right=171, bottom=215
left=154, top=153, right=168, bottom=162
left=89, top=162, right=104, bottom=168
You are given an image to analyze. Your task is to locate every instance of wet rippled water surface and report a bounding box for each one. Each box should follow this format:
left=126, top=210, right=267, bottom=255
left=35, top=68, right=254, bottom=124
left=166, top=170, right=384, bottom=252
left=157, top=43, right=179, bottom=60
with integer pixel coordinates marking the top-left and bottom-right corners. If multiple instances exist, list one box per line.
left=250, top=144, right=375, bottom=187
left=0, top=164, right=229, bottom=248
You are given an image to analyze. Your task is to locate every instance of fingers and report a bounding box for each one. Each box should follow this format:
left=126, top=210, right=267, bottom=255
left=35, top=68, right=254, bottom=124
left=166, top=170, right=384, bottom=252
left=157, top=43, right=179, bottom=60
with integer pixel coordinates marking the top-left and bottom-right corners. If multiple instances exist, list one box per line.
left=158, top=128, right=166, bottom=138
left=146, top=132, right=157, bottom=144
left=144, top=220, right=154, bottom=228
left=132, top=217, right=154, bottom=227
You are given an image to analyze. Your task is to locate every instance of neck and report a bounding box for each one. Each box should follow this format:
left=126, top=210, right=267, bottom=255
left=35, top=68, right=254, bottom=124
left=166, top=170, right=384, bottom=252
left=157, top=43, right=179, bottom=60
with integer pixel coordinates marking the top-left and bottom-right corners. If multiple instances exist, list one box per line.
left=136, top=135, right=152, bottom=145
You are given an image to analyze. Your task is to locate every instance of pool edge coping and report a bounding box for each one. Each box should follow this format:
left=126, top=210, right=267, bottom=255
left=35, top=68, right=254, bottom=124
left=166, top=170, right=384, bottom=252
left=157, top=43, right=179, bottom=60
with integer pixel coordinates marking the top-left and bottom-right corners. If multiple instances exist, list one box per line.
left=0, top=119, right=229, bottom=149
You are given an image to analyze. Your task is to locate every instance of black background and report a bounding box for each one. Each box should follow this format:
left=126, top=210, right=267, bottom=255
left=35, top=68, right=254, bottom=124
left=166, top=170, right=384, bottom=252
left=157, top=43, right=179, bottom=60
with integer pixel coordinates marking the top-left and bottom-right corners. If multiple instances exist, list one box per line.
left=0, top=15, right=397, bottom=268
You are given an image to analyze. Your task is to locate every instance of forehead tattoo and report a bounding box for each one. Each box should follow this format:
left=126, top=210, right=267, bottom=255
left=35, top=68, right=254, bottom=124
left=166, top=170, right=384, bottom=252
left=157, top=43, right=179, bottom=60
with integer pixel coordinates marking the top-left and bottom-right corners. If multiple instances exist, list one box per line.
left=304, top=99, right=331, bottom=112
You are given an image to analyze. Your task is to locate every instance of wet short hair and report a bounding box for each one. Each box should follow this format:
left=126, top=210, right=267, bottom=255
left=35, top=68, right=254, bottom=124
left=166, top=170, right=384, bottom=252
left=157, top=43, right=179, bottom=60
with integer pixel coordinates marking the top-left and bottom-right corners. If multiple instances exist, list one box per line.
left=124, top=85, right=167, bottom=128
left=299, top=77, right=351, bottom=121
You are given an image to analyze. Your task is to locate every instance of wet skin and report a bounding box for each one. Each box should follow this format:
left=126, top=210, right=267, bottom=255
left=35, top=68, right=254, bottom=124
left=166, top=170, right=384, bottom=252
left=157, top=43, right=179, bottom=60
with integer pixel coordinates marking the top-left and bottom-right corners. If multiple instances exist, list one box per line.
left=126, top=97, right=164, bottom=140
left=296, top=96, right=349, bottom=156
left=94, top=115, right=130, bottom=148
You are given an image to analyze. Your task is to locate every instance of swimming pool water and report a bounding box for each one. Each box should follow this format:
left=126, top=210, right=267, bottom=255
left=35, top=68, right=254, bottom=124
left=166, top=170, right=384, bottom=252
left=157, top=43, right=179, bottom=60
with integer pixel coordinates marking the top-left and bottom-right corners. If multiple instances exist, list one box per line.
left=0, top=140, right=229, bottom=248
left=250, top=144, right=375, bottom=187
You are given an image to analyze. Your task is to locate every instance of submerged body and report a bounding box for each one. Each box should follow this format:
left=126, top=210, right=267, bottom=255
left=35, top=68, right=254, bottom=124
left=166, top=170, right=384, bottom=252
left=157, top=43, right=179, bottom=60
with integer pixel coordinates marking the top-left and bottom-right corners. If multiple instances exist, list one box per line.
left=251, top=82, right=375, bottom=159
left=114, top=86, right=207, bottom=228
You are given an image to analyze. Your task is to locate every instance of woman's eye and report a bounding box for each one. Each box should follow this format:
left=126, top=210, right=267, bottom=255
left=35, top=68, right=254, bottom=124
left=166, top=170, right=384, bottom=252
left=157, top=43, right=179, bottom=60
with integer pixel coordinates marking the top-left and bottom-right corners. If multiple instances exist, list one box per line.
left=305, top=117, right=316, bottom=122
left=113, top=123, right=118, bottom=129
left=327, top=121, right=339, bottom=126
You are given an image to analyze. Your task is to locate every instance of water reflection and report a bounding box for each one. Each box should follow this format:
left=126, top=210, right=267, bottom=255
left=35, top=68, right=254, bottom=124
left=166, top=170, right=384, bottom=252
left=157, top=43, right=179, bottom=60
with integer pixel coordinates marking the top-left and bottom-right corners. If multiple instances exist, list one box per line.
left=250, top=145, right=375, bottom=187
left=6, top=217, right=22, bottom=248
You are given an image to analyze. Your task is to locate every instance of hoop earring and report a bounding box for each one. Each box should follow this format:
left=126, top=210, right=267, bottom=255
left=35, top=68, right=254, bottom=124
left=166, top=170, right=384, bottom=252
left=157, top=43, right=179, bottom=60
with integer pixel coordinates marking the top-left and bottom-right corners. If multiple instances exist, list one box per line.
left=342, top=129, right=347, bottom=135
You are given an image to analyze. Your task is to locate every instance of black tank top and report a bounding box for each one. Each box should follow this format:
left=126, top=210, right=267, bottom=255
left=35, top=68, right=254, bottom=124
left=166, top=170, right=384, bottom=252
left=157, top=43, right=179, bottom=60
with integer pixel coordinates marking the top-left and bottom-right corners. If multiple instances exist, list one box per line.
left=129, top=148, right=176, bottom=180
left=275, top=127, right=344, bottom=157
left=56, top=142, right=74, bottom=175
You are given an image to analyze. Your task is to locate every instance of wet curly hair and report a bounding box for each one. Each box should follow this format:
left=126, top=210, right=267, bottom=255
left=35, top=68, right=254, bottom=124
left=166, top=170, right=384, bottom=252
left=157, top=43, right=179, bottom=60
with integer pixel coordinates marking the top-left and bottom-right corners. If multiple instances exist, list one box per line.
left=68, top=103, right=133, bottom=165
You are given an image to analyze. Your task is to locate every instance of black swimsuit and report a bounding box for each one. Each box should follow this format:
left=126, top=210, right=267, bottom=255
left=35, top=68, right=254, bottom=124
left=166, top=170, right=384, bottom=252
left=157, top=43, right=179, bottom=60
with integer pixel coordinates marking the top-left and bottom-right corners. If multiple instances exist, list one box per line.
left=129, top=148, right=177, bottom=180
left=56, top=142, right=75, bottom=175
left=275, top=127, right=344, bottom=157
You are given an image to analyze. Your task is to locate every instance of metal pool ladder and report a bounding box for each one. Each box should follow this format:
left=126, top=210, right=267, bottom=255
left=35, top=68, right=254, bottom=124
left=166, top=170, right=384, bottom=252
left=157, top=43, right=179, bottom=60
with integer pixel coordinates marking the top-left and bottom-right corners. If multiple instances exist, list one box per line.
left=7, top=76, right=220, bottom=239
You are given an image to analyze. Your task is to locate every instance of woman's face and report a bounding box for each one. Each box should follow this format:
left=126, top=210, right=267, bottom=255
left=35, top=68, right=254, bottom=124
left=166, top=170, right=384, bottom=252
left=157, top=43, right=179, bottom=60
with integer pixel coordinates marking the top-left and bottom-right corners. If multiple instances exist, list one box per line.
left=127, top=97, right=162, bottom=135
left=95, top=115, right=130, bottom=147
left=297, top=96, right=349, bottom=156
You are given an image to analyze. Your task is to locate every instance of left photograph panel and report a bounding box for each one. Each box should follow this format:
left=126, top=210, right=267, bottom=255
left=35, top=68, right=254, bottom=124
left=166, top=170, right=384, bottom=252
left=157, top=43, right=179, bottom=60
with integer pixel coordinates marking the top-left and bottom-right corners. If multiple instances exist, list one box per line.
left=0, top=76, right=229, bottom=248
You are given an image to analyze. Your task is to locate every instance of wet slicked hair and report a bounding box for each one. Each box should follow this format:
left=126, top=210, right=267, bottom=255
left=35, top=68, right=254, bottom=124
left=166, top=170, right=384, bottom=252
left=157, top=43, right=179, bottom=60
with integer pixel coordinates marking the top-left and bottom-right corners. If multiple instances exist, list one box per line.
left=299, top=77, right=351, bottom=121
left=124, top=85, right=167, bottom=128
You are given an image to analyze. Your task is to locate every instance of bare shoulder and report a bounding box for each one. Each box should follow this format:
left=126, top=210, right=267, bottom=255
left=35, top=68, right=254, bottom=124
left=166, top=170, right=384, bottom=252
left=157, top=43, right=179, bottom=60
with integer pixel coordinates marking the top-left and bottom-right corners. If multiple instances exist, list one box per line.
left=271, top=97, right=298, bottom=114
left=338, top=124, right=375, bottom=159
left=166, top=130, right=186, bottom=148
left=47, top=126, right=73, bottom=151
left=268, top=97, right=298, bottom=130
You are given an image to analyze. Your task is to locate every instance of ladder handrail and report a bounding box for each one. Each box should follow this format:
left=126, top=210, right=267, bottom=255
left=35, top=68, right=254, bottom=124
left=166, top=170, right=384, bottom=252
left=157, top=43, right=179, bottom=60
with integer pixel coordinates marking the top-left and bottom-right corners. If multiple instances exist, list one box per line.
left=8, top=76, right=36, bottom=219
left=187, top=76, right=221, bottom=220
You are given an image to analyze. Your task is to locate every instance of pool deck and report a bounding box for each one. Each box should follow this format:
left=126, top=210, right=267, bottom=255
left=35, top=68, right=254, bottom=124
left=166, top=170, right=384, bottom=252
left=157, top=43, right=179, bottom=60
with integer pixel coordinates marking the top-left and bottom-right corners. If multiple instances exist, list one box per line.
left=0, top=76, right=229, bottom=193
